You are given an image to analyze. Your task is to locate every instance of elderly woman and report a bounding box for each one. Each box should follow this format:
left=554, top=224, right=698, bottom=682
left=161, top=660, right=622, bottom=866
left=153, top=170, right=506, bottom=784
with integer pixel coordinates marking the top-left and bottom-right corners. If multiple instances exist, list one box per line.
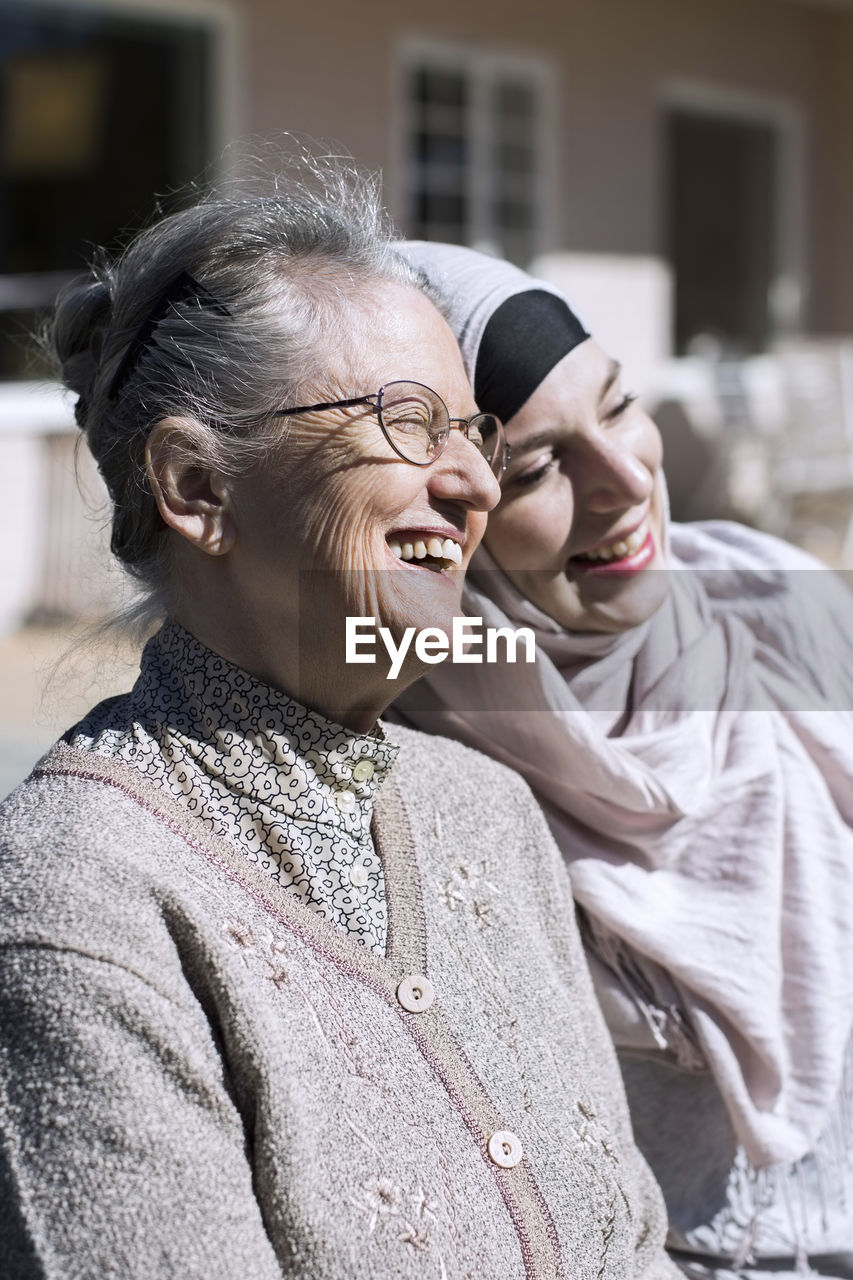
left=393, top=242, right=853, bottom=1280
left=0, top=171, right=678, bottom=1279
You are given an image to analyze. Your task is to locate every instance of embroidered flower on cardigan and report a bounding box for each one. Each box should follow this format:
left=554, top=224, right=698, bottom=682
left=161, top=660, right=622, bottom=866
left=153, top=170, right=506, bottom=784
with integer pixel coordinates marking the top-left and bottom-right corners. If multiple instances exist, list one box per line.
left=222, top=919, right=289, bottom=988
left=354, top=1177, right=438, bottom=1252
left=438, top=857, right=499, bottom=930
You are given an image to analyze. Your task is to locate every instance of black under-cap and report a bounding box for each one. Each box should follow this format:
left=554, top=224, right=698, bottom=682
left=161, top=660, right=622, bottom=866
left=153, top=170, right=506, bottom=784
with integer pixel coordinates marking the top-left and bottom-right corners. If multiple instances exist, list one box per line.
left=474, top=290, right=589, bottom=425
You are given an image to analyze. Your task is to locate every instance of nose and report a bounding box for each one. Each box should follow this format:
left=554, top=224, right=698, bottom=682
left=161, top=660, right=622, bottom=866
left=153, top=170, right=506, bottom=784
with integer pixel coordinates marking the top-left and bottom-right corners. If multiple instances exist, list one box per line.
left=572, top=433, right=653, bottom=515
left=428, top=429, right=502, bottom=512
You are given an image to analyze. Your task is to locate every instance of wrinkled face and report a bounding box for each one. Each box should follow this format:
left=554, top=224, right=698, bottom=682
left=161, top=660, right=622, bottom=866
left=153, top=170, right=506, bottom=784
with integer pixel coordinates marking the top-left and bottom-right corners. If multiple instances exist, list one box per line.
left=227, top=282, right=501, bottom=673
left=484, top=338, right=668, bottom=633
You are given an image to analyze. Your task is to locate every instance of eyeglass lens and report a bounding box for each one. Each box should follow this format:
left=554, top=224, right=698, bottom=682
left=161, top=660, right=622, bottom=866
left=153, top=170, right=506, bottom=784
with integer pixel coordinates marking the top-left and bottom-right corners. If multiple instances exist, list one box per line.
left=471, top=414, right=503, bottom=472
left=377, top=383, right=445, bottom=464
left=377, top=382, right=504, bottom=474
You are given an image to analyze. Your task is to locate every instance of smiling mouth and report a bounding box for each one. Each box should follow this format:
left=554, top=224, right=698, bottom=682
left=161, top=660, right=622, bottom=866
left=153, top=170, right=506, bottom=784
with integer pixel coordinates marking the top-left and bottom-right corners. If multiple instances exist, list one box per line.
left=388, top=536, right=463, bottom=574
left=570, top=522, right=655, bottom=574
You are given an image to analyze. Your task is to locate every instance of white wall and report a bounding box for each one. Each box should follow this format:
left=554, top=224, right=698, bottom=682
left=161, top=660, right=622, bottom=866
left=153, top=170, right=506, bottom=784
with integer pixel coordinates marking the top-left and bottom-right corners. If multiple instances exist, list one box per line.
left=531, top=252, right=674, bottom=393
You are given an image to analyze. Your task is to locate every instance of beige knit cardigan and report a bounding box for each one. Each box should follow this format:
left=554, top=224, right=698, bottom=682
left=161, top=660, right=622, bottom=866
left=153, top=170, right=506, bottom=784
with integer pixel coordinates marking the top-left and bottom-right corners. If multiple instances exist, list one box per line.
left=0, top=725, right=677, bottom=1279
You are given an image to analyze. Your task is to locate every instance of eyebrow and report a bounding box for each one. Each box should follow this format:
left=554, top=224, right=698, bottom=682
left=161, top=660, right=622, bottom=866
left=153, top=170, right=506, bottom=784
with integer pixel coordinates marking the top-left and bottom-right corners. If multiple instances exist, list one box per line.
left=506, top=428, right=558, bottom=460
left=599, top=358, right=622, bottom=403
left=506, top=359, right=624, bottom=463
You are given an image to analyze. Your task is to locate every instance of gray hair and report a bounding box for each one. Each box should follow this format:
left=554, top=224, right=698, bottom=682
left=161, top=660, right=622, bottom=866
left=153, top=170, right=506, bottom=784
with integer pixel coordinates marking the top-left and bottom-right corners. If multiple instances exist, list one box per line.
left=45, top=154, right=431, bottom=615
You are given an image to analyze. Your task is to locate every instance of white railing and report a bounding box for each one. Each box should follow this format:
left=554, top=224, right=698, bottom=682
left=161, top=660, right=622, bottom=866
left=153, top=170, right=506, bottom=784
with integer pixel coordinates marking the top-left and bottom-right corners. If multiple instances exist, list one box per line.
left=0, top=382, right=130, bottom=634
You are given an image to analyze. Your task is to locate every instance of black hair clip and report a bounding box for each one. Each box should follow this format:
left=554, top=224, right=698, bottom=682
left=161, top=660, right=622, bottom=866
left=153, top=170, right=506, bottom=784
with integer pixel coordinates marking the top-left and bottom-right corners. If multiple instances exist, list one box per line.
left=106, top=270, right=231, bottom=402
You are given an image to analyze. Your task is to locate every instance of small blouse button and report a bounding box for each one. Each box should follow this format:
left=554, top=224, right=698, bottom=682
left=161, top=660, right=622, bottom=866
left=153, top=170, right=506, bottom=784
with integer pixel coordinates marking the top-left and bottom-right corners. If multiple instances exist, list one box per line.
left=396, top=974, right=435, bottom=1013
left=487, top=1130, right=523, bottom=1169
left=352, top=759, right=375, bottom=782
left=349, top=863, right=370, bottom=888
left=335, top=790, right=356, bottom=814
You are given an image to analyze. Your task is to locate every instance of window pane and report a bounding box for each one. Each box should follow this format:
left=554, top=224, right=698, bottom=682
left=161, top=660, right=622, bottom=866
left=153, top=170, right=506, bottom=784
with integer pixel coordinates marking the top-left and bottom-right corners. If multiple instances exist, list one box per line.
left=494, top=198, right=534, bottom=232
left=494, top=142, right=534, bottom=175
left=410, top=132, right=468, bottom=166
left=493, top=80, right=534, bottom=121
left=490, top=73, right=538, bottom=262
left=415, top=192, right=467, bottom=226
left=412, top=68, right=468, bottom=109
left=405, top=61, right=469, bottom=244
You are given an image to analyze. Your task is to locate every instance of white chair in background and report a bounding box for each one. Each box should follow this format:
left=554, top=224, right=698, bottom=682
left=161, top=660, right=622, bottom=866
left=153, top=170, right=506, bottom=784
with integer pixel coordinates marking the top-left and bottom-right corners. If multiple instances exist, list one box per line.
left=769, top=339, right=853, bottom=565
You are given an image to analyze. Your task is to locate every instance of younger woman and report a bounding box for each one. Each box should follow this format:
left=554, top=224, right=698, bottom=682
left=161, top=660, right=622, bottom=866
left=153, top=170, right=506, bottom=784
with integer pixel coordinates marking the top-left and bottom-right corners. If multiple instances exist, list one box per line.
left=395, top=240, right=853, bottom=1279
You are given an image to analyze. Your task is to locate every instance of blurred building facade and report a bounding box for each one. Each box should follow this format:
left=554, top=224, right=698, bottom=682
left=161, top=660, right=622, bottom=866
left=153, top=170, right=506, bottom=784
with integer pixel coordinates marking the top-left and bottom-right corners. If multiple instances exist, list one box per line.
left=2, top=0, right=853, bottom=633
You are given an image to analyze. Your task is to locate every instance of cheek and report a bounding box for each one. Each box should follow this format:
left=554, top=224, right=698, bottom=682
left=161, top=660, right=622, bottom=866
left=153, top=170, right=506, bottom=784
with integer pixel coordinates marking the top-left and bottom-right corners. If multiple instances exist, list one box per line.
left=255, top=428, right=380, bottom=568
left=485, top=490, right=573, bottom=571
left=464, top=510, right=489, bottom=563
left=636, top=412, right=664, bottom=472
left=296, top=477, right=380, bottom=573
left=292, top=460, right=436, bottom=577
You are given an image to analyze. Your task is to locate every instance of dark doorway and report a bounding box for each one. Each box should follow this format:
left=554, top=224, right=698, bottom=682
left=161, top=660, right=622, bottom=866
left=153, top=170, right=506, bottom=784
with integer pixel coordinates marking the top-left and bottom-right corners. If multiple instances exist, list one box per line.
left=0, top=1, right=214, bottom=377
left=666, top=108, right=779, bottom=355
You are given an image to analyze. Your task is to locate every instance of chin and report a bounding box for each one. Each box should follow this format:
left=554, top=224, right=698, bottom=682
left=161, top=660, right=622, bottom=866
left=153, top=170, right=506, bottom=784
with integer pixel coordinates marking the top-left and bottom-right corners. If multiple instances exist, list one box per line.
left=572, top=571, right=671, bottom=633
left=376, top=565, right=465, bottom=638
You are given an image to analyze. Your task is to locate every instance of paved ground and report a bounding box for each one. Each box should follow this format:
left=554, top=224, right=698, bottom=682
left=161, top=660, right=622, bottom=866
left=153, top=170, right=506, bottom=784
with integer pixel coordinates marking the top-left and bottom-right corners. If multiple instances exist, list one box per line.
left=0, top=622, right=143, bottom=800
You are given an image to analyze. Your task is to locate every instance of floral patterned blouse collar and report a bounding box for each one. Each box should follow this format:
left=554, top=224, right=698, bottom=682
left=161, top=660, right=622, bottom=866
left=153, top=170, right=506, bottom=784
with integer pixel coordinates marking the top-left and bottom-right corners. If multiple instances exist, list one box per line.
left=131, top=620, right=399, bottom=832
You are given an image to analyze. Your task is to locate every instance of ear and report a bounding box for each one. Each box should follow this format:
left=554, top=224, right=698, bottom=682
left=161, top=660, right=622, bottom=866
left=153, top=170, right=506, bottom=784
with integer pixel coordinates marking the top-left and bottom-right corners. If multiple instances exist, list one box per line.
left=145, top=417, right=237, bottom=556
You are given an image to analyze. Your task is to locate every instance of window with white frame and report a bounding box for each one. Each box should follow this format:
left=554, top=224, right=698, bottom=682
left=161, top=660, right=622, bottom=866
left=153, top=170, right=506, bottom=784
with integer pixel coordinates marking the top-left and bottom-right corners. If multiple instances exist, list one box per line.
left=398, top=41, right=554, bottom=266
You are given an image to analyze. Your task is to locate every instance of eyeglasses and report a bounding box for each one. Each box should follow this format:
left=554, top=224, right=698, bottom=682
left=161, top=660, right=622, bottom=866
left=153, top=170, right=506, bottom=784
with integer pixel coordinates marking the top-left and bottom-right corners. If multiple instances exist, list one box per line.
left=274, top=380, right=508, bottom=476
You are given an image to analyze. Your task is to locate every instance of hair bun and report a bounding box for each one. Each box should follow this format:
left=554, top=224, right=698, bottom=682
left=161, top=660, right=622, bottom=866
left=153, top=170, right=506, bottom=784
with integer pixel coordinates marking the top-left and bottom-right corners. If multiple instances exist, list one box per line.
left=49, top=275, right=113, bottom=421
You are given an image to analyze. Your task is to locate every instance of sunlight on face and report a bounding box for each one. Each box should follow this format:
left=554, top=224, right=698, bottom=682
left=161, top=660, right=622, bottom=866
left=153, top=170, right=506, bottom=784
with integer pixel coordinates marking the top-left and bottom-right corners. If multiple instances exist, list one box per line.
left=226, top=283, right=501, bottom=673
left=484, top=339, right=669, bottom=633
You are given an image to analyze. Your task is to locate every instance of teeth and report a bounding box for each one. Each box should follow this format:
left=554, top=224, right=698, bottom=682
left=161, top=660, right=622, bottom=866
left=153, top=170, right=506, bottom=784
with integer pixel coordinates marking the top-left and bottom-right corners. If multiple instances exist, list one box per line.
left=389, top=535, right=463, bottom=567
left=581, top=522, right=648, bottom=562
left=442, top=538, right=463, bottom=565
